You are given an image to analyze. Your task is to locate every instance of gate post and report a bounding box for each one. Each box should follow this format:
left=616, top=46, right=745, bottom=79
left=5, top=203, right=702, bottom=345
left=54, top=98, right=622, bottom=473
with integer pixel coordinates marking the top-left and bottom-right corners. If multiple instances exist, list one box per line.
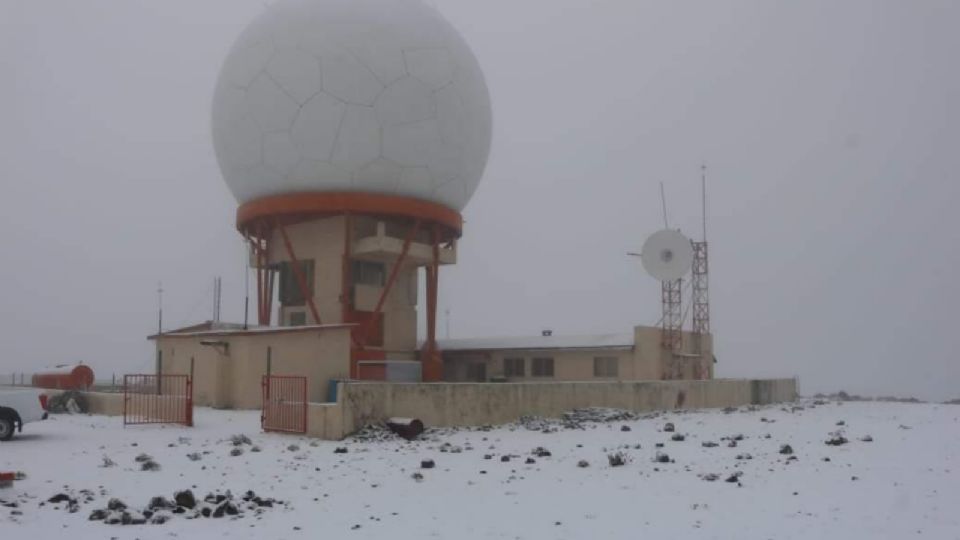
left=185, top=377, right=194, bottom=427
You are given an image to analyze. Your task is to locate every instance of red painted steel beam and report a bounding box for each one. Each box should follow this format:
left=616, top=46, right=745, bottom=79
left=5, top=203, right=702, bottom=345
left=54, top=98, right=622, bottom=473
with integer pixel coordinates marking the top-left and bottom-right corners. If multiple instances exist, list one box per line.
left=341, top=213, right=353, bottom=323
left=423, top=225, right=441, bottom=381
left=368, top=219, right=421, bottom=324
left=276, top=220, right=322, bottom=326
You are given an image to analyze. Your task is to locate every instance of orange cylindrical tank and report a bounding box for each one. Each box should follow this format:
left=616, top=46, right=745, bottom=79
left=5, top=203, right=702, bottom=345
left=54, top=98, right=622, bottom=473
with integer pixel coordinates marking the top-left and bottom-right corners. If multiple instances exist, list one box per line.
left=31, top=365, right=95, bottom=390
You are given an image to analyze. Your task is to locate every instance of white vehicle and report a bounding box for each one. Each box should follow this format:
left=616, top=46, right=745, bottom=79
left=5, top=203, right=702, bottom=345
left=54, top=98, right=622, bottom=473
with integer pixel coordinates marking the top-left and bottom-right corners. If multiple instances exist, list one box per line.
left=0, top=389, right=48, bottom=441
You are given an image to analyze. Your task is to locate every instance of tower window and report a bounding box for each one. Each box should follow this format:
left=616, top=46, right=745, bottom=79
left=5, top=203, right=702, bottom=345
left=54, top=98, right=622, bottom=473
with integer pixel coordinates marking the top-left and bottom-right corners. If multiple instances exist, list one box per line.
left=278, top=260, right=314, bottom=306
left=353, top=260, right=386, bottom=287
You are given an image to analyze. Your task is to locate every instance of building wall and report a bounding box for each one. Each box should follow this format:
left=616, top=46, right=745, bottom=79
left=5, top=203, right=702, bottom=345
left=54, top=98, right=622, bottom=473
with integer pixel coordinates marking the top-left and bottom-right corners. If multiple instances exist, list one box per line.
left=443, top=349, right=634, bottom=382
left=441, top=327, right=713, bottom=383
left=156, top=327, right=351, bottom=410
left=268, top=215, right=421, bottom=353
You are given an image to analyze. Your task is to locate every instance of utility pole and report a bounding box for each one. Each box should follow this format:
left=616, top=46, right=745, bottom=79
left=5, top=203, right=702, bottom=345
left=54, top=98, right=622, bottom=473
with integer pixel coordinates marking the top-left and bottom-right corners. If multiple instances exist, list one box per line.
left=156, top=281, right=164, bottom=387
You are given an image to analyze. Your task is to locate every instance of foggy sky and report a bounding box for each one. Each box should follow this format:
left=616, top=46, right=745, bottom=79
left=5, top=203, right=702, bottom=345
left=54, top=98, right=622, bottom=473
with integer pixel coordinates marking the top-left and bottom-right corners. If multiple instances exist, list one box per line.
left=1, top=0, right=957, bottom=400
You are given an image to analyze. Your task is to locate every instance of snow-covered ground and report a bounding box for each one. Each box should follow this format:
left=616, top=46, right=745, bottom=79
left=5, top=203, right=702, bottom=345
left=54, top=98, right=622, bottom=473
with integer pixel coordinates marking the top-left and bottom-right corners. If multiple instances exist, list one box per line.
left=1, top=399, right=958, bottom=539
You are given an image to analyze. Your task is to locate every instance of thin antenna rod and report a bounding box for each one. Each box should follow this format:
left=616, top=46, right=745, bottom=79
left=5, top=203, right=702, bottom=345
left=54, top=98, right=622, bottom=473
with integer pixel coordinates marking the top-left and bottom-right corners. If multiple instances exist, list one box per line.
left=701, top=164, right=707, bottom=242
left=659, top=182, right=670, bottom=229
left=157, top=281, right=163, bottom=334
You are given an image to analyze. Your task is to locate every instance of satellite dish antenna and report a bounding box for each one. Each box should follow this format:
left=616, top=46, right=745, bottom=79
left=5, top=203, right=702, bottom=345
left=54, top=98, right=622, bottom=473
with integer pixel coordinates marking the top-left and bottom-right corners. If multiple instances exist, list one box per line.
left=640, top=229, right=694, bottom=281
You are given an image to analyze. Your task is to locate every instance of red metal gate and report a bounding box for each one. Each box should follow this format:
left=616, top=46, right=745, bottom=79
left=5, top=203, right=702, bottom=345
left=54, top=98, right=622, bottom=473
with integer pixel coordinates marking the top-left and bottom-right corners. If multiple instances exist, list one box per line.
left=261, top=375, right=307, bottom=434
left=123, top=374, right=193, bottom=427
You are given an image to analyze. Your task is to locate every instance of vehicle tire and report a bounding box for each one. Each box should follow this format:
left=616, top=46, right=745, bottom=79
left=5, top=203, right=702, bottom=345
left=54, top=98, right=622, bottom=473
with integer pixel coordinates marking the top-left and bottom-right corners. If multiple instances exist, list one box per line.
left=0, top=416, right=14, bottom=441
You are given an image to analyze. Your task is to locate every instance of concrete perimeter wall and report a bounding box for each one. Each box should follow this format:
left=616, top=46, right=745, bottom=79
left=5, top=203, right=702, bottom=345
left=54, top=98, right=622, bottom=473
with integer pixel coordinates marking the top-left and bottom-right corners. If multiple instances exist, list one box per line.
left=73, top=378, right=796, bottom=441
left=306, top=378, right=797, bottom=439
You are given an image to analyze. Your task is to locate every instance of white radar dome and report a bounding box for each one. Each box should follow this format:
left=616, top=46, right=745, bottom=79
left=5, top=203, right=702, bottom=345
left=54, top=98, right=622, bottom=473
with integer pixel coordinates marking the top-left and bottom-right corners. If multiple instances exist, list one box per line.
left=212, top=0, right=492, bottom=213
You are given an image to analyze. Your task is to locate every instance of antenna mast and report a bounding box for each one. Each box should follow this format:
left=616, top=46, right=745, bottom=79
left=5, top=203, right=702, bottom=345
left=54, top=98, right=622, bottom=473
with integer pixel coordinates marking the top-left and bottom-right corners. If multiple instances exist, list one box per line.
left=659, top=182, right=670, bottom=229
left=212, top=277, right=222, bottom=323
left=691, top=164, right=711, bottom=377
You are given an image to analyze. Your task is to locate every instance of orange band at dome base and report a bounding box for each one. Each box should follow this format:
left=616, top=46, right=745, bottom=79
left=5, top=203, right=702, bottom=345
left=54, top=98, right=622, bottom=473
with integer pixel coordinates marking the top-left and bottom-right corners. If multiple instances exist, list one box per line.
left=237, top=192, right=463, bottom=237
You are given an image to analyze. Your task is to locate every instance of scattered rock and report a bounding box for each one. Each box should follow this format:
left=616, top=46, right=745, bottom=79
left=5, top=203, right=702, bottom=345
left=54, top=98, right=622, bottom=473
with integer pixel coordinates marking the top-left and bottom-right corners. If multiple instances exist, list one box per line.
left=420, top=459, right=435, bottom=469
left=607, top=452, right=628, bottom=467
left=230, top=447, right=244, bottom=457
left=411, top=472, right=424, bottom=482
left=141, top=460, right=161, bottom=472
left=148, top=497, right=174, bottom=511
left=88, top=509, right=109, bottom=521
left=701, top=473, right=719, bottom=482
left=577, top=460, right=590, bottom=468
left=525, top=458, right=536, bottom=464
left=45, top=391, right=89, bottom=414
left=287, top=444, right=300, bottom=452
left=663, top=422, right=675, bottom=432
left=654, top=452, right=671, bottom=464
left=779, top=444, right=794, bottom=455
left=825, top=435, right=849, bottom=446
left=231, top=434, right=252, bottom=446
left=860, top=435, right=873, bottom=442
left=671, top=433, right=685, bottom=442
left=334, top=447, right=348, bottom=454
left=620, top=425, right=631, bottom=432
left=174, top=490, right=196, bottom=509
left=701, top=441, right=718, bottom=448
left=532, top=447, right=552, bottom=458
left=725, top=471, right=743, bottom=483
left=500, top=455, right=511, bottom=463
